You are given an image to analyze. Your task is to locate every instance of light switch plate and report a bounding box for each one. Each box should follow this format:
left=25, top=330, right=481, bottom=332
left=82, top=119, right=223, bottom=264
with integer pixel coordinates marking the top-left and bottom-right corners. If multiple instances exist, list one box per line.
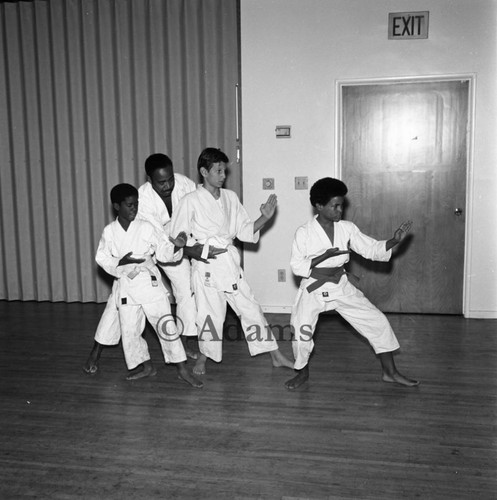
left=275, top=126, right=291, bottom=138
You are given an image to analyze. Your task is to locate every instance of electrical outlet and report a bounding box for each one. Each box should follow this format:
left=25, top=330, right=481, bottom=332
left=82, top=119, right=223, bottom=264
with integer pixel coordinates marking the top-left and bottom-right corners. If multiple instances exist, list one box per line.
left=263, top=178, right=275, bottom=190
left=295, top=176, right=308, bottom=190
left=277, top=269, right=286, bottom=282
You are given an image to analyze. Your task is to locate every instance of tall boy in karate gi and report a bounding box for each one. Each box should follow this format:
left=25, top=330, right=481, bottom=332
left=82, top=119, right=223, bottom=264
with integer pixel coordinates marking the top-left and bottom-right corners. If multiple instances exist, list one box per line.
left=169, top=147, right=294, bottom=376
left=94, top=183, right=202, bottom=388
left=84, top=154, right=201, bottom=375
left=285, top=177, right=419, bottom=390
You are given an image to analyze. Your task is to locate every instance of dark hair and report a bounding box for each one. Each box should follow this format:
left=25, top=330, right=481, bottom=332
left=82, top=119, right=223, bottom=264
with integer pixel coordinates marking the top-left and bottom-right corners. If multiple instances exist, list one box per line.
left=145, top=153, right=173, bottom=177
left=309, top=177, right=348, bottom=207
left=110, top=183, right=138, bottom=205
left=197, top=148, right=229, bottom=174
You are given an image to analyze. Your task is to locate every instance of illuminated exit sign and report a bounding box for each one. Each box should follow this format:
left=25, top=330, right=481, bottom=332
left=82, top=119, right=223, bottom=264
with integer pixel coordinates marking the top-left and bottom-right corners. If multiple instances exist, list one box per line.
left=388, top=11, right=429, bottom=39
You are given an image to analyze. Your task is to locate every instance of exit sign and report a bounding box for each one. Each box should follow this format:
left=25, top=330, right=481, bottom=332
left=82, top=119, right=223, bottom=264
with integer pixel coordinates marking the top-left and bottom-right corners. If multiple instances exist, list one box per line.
left=388, top=11, right=429, bottom=39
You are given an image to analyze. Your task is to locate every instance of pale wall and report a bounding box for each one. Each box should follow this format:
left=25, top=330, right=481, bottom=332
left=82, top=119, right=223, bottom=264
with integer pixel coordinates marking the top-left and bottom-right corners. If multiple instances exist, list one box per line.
left=240, top=0, right=497, bottom=318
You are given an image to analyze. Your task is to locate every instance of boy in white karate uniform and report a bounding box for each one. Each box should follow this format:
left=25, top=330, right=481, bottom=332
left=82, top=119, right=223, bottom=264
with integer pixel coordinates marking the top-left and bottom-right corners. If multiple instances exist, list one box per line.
left=94, top=183, right=202, bottom=387
left=286, top=177, right=419, bottom=390
left=170, top=147, right=293, bottom=376
left=84, top=154, right=200, bottom=374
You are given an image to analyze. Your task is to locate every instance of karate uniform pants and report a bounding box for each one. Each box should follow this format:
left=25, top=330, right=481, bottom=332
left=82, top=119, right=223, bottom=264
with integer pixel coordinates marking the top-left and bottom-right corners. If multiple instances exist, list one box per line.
left=118, top=300, right=187, bottom=370
left=94, top=282, right=121, bottom=345
left=160, top=258, right=197, bottom=337
left=193, top=275, right=278, bottom=362
left=94, top=258, right=196, bottom=345
left=291, top=278, right=400, bottom=370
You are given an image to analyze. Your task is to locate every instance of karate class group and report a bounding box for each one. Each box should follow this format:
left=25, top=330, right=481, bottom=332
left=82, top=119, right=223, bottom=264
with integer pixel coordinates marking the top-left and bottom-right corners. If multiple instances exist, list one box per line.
left=84, top=147, right=419, bottom=390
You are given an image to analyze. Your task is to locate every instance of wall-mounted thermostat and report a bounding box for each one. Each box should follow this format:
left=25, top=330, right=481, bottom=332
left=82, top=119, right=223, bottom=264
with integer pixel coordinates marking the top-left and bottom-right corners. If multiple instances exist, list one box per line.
left=275, top=126, right=291, bottom=138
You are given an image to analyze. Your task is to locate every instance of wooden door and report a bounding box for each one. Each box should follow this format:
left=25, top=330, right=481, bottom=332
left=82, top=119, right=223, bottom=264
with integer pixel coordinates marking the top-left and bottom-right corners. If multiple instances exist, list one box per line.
left=341, top=80, right=468, bottom=313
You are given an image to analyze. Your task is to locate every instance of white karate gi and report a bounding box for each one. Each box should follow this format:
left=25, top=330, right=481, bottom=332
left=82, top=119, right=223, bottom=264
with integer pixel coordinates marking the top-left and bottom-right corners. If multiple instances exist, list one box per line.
left=291, top=217, right=400, bottom=370
left=169, top=186, right=278, bottom=362
left=95, top=218, right=187, bottom=370
left=138, top=177, right=197, bottom=337
left=94, top=173, right=197, bottom=346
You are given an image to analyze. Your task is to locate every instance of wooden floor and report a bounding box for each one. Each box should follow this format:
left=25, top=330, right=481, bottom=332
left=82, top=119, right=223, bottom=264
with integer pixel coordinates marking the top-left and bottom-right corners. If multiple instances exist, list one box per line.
left=0, top=301, right=496, bottom=500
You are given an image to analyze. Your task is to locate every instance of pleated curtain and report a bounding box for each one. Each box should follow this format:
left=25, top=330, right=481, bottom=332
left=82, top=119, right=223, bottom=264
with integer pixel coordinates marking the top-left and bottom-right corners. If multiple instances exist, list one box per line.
left=0, top=0, right=240, bottom=302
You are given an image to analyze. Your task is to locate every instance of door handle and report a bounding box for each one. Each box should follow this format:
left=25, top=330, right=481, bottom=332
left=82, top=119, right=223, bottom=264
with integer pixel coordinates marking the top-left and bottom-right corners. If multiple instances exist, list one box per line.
left=454, top=208, right=463, bottom=216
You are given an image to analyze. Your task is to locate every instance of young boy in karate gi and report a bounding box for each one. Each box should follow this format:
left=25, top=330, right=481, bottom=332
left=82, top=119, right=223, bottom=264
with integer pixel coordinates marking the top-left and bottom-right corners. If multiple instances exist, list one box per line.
left=285, top=177, right=419, bottom=390
left=169, top=147, right=294, bottom=376
left=84, top=154, right=200, bottom=375
left=94, top=183, right=202, bottom=388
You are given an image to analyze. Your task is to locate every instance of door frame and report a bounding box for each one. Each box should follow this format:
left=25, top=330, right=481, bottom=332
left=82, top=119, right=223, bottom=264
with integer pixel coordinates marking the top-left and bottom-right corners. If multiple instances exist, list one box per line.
left=335, top=74, right=476, bottom=317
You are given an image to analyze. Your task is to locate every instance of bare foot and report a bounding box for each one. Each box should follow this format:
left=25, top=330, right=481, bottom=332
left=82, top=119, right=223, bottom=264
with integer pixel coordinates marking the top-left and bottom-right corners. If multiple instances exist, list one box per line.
left=83, top=357, right=99, bottom=375
left=126, top=361, right=157, bottom=381
left=83, top=342, right=103, bottom=375
left=382, top=371, right=419, bottom=387
left=177, top=366, right=203, bottom=388
left=185, top=347, right=199, bottom=360
left=183, top=337, right=199, bottom=360
left=193, top=354, right=207, bottom=376
left=285, top=369, right=309, bottom=390
left=270, top=349, right=294, bottom=369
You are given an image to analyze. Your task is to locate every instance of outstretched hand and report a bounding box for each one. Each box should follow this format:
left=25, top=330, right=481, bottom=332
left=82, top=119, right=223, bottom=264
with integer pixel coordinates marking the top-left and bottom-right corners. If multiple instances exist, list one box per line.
left=386, top=220, right=413, bottom=251
left=260, top=194, right=278, bottom=220
left=393, top=220, right=413, bottom=243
